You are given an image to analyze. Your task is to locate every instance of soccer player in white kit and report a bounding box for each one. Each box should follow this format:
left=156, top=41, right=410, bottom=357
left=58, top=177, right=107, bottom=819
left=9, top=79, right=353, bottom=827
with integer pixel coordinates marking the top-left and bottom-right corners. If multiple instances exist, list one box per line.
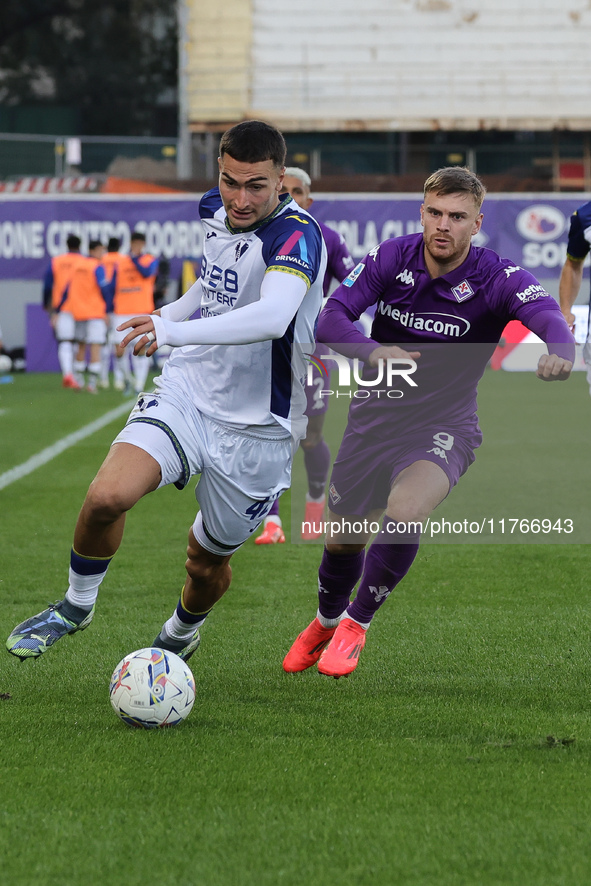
left=7, top=121, right=327, bottom=662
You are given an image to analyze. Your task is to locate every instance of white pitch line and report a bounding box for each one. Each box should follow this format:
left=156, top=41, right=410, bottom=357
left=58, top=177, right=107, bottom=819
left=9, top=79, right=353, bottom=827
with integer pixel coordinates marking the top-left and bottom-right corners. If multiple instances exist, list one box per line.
left=0, top=400, right=133, bottom=491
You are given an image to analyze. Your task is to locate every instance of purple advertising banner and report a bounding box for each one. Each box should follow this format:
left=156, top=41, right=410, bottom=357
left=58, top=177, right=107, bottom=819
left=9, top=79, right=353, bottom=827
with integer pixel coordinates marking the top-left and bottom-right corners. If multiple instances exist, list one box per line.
left=0, top=193, right=587, bottom=281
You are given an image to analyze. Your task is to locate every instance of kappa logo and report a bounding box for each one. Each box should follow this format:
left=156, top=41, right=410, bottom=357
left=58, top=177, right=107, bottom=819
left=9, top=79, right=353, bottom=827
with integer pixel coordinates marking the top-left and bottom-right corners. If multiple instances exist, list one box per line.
left=451, top=280, right=474, bottom=302
left=426, top=432, right=454, bottom=463
left=368, top=245, right=381, bottom=261
left=396, top=269, right=415, bottom=286
left=505, top=265, right=522, bottom=278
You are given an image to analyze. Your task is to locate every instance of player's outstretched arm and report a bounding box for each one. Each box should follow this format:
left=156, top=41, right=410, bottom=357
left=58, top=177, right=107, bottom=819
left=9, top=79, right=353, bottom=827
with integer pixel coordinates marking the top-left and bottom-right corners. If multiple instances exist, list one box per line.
left=366, top=344, right=421, bottom=367
left=523, top=308, right=575, bottom=382
left=159, top=279, right=202, bottom=323
left=118, top=271, right=308, bottom=354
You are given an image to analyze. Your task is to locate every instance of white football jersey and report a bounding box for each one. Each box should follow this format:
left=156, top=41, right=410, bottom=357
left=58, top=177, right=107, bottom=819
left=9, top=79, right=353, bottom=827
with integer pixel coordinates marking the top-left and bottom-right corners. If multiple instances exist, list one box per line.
left=157, top=190, right=327, bottom=440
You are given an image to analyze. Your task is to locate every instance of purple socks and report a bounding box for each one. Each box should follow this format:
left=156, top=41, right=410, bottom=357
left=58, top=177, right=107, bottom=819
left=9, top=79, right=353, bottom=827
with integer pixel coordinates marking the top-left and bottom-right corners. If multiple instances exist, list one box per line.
left=316, top=519, right=420, bottom=627
left=317, top=548, right=365, bottom=620
left=347, top=520, right=419, bottom=625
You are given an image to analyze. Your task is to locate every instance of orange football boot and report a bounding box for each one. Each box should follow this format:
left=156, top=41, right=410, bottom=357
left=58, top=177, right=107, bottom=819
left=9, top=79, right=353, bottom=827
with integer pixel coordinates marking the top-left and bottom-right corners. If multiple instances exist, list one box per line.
left=255, top=520, right=285, bottom=545
left=283, top=617, right=337, bottom=672
left=317, top=618, right=366, bottom=678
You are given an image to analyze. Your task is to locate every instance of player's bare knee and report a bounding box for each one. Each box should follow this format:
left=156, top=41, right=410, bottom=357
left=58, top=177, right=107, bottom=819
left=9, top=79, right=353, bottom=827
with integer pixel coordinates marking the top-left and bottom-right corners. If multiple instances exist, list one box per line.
left=386, top=492, right=432, bottom=526
left=386, top=508, right=423, bottom=526
left=185, top=556, right=232, bottom=589
left=84, top=480, right=130, bottom=522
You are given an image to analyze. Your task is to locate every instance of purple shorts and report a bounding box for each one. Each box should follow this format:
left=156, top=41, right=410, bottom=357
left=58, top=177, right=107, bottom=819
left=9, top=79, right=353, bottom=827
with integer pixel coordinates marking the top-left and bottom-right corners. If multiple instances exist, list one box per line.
left=328, top=420, right=481, bottom=516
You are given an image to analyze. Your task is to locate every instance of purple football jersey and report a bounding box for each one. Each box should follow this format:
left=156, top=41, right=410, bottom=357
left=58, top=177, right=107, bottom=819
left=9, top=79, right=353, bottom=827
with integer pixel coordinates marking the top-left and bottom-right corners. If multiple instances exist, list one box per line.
left=317, top=232, right=566, bottom=431
left=319, top=221, right=355, bottom=297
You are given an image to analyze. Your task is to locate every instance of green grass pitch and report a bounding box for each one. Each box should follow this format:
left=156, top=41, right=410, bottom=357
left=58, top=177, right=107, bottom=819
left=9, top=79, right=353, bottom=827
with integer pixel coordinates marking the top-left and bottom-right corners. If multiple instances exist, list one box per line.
left=1, top=369, right=591, bottom=886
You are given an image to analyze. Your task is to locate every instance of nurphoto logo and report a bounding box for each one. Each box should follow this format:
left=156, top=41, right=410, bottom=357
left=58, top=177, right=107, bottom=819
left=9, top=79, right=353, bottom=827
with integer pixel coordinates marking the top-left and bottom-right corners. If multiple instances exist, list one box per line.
left=306, top=353, right=418, bottom=401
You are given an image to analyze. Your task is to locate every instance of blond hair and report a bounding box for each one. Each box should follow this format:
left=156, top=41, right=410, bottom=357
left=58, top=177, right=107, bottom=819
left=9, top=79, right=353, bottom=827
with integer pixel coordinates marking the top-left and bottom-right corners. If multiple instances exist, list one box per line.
left=423, top=166, right=486, bottom=210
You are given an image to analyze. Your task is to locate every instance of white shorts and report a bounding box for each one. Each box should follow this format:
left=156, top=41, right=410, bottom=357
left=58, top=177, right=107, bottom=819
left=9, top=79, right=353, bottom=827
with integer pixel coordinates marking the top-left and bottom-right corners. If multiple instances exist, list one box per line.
left=55, top=312, right=107, bottom=345
left=113, top=388, right=293, bottom=554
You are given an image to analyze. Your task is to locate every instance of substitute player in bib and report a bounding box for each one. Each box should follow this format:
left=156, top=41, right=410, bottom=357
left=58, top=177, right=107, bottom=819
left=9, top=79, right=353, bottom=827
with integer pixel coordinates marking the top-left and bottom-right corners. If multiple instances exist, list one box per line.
left=283, top=166, right=575, bottom=679
left=60, top=239, right=110, bottom=393
left=110, top=231, right=159, bottom=394
left=7, top=121, right=327, bottom=663
left=256, top=167, right=355, bottom=544
left=43, top=233, right=82, bottom=388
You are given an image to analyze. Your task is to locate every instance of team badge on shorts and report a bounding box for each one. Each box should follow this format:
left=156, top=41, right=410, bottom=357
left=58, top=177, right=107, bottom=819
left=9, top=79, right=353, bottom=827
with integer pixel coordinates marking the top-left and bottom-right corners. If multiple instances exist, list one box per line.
left=136, top=395, right=159, bottom=412
left=329, top=483, right=342, bottom=505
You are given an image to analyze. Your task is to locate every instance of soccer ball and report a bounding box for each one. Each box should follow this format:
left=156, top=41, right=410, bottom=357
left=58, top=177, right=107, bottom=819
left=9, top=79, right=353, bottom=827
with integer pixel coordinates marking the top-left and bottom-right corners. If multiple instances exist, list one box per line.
left=0, top=354, right=12, bottom=374
left=109, top=647, right=195, bottom=728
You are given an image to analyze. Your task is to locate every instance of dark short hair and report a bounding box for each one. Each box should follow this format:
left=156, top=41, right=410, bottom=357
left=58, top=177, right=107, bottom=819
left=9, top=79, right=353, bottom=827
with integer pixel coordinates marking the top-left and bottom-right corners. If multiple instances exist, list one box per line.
left=107, top=237, right=120, bottom=251
left=423, top=166, right=486, bottom=210
left=66, top=234, right=81, bottom=250
left=219, top=120, right=286, bottom=169
left=130, top=230, right=146, bottom=242
left=88, top=240, right=103, bottom=251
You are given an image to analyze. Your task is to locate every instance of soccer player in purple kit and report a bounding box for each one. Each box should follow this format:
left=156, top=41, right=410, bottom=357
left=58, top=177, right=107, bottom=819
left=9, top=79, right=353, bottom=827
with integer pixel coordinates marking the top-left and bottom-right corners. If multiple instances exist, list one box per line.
left=283, top=165, right=575, bottom=678
left=256, top=167, right=355, bottom=544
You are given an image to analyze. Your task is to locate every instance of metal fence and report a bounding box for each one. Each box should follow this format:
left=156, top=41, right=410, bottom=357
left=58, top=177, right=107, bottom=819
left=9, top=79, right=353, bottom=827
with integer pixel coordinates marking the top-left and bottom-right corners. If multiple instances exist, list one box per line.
left=1, top=131, right=591, bottom=192
left=0, top=133, right=179, bottom=180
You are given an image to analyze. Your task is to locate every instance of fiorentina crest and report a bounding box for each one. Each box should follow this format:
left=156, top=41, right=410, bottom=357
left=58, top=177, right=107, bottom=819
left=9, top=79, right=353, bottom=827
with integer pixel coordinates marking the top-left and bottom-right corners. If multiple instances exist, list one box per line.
left=451, top=280, right=474, bottom=302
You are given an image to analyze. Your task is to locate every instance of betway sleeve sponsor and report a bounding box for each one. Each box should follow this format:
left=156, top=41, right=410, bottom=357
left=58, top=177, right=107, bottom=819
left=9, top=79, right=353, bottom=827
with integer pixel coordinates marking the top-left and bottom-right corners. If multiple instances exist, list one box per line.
left=489, top=263, right=557, bottom=318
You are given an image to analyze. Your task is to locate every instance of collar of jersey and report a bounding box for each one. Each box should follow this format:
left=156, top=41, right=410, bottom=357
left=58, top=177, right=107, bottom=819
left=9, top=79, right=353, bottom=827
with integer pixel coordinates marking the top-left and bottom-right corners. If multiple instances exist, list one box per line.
left=224, top=194, right=290, bottom=235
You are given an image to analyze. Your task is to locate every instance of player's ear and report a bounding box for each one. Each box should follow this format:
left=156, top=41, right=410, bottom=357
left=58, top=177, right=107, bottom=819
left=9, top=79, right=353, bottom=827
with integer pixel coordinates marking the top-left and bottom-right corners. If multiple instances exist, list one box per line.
left=306, top=196, right=314, bottom=209
left=420, top=204, right=425, bottom=225
left=473, top=212, right=483, bottom=234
